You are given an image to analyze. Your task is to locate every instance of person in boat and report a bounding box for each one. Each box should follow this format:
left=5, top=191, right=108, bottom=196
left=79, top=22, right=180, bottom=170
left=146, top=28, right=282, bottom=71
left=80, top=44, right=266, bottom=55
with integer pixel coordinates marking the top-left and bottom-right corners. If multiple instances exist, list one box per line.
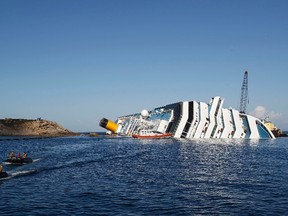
left=22, top=152, right=27, bottom=159
left=0, top=164, right=8, bottom=178
left=17, top=152, right=21, bottom=159
left=8, top=151, right=15, bottom=159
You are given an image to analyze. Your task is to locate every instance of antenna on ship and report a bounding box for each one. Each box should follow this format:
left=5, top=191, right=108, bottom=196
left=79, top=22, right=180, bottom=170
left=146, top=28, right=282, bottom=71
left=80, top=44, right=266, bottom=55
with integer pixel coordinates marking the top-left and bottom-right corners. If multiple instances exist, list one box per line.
left=239, top=71, right=249, bottom=114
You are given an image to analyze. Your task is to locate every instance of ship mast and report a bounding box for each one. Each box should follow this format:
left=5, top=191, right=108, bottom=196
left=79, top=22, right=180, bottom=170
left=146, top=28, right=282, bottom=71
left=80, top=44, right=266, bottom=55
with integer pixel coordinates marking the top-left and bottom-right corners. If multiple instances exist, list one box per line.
left=239, top=71, right=249, bottom=114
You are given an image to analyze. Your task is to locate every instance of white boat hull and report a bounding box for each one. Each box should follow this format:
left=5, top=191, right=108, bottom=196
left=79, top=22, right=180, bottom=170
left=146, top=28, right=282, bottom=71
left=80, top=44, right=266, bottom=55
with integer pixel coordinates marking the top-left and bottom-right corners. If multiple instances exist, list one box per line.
left=100, top=96, right=275, bottom=139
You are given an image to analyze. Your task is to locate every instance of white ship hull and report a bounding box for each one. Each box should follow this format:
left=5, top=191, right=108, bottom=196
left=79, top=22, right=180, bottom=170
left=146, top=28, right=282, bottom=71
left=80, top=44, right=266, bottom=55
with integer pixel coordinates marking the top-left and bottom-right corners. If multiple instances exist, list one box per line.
left=100, top=96, right=275, bottom=139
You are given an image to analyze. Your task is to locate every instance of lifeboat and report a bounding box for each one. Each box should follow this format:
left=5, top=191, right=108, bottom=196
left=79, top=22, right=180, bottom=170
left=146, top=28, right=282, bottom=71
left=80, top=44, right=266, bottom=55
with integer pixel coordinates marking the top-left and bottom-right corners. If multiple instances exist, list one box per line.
left=132, top=130, right=172, bottom=139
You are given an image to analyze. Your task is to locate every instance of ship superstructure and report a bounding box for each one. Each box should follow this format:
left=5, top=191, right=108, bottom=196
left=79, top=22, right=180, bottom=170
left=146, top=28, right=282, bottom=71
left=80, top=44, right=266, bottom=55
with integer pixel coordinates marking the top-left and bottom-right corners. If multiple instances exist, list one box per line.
left=100, top=96, right=275, bottom=139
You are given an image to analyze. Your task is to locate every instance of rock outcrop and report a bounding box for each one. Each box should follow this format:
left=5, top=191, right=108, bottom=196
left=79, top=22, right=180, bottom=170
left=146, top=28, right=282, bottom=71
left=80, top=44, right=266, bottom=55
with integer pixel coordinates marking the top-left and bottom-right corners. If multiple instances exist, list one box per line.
left=0, top=118, right=77, bottom=136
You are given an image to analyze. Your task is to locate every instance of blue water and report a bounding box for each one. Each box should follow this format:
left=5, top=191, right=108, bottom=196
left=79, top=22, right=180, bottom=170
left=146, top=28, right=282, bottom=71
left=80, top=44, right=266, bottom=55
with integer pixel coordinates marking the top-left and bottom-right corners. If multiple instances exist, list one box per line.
left=1, top=136, right=288, bottom=215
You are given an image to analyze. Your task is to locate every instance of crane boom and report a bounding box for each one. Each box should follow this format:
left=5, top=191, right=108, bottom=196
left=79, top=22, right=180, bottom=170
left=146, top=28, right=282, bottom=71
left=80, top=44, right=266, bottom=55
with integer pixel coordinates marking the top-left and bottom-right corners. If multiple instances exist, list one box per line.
left=239, top=71, right=248, bottom=114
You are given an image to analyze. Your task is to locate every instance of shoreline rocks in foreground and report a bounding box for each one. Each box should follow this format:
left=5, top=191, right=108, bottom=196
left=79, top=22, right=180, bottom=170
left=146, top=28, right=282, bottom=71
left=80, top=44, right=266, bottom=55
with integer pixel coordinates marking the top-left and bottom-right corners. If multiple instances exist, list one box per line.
left=0, top=118, right=78, bottom=137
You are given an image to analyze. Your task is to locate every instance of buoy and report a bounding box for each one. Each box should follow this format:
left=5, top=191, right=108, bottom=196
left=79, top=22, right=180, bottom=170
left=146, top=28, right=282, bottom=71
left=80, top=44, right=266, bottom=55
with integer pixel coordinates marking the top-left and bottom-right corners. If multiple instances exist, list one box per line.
left=99, top=118, right=118, bottom=133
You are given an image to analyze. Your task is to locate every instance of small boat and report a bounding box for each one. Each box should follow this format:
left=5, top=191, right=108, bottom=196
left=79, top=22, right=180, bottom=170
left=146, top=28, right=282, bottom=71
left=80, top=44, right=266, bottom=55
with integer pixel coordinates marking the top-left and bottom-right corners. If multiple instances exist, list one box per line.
left=0, top=172, right=8, bottom=179
left=4, top=157, right=33, bottom=165
left=132, top=130, right=173, bottom=139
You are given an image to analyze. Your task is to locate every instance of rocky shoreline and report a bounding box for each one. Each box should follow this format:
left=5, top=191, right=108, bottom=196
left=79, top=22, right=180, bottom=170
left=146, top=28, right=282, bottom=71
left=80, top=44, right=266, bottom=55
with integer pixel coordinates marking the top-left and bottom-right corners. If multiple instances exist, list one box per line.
left=0, top=118, right=78, bottom=137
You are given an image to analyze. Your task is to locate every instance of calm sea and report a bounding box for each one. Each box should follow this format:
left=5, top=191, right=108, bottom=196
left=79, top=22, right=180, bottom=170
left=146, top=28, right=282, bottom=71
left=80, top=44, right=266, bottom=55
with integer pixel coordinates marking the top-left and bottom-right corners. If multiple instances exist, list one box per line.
left=1, top=136, right=288, bottom=215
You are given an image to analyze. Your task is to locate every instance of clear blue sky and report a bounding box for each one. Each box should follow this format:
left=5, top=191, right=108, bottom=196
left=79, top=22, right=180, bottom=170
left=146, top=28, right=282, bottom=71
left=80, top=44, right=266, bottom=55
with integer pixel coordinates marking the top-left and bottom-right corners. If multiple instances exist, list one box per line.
left=1, top=0, right=287, bottom=132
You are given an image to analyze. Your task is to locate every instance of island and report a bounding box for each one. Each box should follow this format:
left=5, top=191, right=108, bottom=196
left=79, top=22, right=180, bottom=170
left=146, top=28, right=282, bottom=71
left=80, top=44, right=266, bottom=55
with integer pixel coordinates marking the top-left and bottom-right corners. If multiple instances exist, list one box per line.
left=0, top=118, right=77, bottom=137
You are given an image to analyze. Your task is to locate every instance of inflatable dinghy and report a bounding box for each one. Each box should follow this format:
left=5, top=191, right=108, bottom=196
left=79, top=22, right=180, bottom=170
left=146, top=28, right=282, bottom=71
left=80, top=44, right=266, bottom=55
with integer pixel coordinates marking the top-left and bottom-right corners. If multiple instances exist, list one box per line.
left=0, top=172, right=8, bottom=179
left=4, top=157, right=33, bottom=165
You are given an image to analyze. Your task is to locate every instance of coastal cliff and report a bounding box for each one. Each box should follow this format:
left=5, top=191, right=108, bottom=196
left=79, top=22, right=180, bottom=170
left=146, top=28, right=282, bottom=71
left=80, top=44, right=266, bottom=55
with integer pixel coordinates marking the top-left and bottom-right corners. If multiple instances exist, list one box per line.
left=0, top=119, right=77, bottom=136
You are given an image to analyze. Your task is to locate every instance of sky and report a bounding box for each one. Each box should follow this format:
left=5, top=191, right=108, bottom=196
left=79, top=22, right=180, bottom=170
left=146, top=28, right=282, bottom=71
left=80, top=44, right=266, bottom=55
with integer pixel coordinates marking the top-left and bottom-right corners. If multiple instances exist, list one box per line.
left=0, top=0, right=287, bottom=132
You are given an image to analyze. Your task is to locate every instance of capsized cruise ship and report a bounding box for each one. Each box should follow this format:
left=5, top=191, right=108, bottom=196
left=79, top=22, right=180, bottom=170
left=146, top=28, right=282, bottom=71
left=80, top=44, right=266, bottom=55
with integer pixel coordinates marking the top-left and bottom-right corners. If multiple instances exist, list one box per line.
left=100, top=96, right=275, bottom=139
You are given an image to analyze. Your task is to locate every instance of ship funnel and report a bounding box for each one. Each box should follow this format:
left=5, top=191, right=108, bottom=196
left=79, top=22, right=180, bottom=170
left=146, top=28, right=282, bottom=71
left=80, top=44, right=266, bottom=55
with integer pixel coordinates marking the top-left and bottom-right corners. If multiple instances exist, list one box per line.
left=99, top=118, right=118, bottom=133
